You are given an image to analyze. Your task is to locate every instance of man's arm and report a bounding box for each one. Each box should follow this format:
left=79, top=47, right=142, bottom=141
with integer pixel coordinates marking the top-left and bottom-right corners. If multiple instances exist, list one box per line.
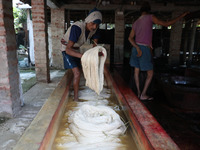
left=66, top=40, right=82, bottom=58
left=92, top=39, right=104, bottom=56
left=92, top=39, right=98, bottom=47
left=128, top=28, right=142, bottom=57
left=152, top=12, right=189, bottom=27
left=91, top=28, right=100, bottom=47
left=62, top=25, right=83, bottom=58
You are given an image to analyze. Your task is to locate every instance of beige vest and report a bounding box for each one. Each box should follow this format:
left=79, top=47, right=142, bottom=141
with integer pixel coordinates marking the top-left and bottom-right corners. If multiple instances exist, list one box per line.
left=61, top=21, right=96, bottom=51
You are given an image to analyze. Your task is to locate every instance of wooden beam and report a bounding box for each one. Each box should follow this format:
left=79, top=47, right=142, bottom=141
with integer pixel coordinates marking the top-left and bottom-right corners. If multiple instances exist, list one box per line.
left=185, top=10, right=200, bottom=20
left=47, top=0, right=60, bottom=8
left=61, top=3, right=200, bottom=12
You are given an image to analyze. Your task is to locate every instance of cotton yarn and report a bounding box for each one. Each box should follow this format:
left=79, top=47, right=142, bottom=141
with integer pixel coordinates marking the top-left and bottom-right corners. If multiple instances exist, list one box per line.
left=68, top=104, right=126, bottom=144
left=56, top=86, right=127, bottom=150
left=81, top=46, right=107, bottom=94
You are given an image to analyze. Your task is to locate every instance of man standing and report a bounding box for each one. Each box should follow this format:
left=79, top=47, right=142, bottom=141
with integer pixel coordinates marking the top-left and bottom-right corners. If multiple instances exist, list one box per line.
left=128, top=2, right=188, bottom=100
left=61, top=8, right=102, bottom=101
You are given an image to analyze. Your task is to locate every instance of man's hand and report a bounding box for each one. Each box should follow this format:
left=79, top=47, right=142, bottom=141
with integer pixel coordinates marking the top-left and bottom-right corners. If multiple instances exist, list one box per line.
left=61, top=38, right=67, bottom=45
left=136, top=47, right=142, bottom=57
left=98, top=51, right=104, bottom=56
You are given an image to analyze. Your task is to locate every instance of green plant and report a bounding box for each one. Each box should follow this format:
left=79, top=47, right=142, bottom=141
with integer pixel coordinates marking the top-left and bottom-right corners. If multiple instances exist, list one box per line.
left=13, top=7, right=27, bottom=33
left=19, top=44, right=27, bottom=51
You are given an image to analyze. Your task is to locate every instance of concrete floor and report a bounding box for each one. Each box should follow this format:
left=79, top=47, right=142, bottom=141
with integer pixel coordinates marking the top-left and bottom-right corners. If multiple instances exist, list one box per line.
left=114, top=64, right=200, bottom=150
left=1, top=66, right=200, bottom=150
left=0, top=70, right=65, bottom=150
left=144, top=93, right=200, bottom=150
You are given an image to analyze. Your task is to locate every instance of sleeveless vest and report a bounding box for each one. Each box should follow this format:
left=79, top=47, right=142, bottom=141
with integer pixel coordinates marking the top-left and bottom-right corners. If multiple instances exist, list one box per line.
left=61, top=21, right=96, bottom=51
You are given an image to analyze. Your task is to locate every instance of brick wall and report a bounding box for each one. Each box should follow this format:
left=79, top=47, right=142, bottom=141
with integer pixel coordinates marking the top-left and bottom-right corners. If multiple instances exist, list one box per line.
left=0, top=0, right=21, bottom=118
left=32, top=0, right=50, bottom=82
left=114, top=9, right=124, bottom=64
left=51, top=8, right=65, bottom=69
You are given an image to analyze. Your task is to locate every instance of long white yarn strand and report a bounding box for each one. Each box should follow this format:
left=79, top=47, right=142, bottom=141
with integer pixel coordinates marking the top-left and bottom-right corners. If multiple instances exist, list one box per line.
left=81, top=46, right=107, bottom=94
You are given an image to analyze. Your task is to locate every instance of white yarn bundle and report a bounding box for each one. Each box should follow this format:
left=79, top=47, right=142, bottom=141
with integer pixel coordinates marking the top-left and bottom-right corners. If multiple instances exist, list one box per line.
left=81, top=46, right=107, bottom=95
left=56, top=86, right=127, bottom=149
left=68, top=104, right=126, bottom=144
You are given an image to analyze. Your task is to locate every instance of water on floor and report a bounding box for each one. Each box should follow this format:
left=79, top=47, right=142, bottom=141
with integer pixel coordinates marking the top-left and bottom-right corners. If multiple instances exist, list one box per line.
left=52, top=84, right=138, bottom=150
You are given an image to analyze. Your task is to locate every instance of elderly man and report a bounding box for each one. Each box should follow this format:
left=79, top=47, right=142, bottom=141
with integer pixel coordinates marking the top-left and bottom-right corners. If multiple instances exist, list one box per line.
left=61, top=8, right=102, bottom=101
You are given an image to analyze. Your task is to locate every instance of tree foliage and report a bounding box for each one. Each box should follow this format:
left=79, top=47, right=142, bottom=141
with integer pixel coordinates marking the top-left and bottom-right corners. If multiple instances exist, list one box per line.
left=13, top=7, right=27, bottom=33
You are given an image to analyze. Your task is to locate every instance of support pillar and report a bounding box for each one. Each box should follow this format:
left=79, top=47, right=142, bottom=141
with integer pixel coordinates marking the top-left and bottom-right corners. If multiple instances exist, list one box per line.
left=114, top=9, right=124, bottom=64
left=67, top=10, right=70, bottom=29
left=51, top=8, right=65, bottom=69
left=0, top=0, right=21, bottom=117
left=182, top=20, right=191, bottom=64
left=32, top=0, right=50, bottom=82
left=189, top=19, right=197, bottom=62
left=168, top=11, right=184, bottom=66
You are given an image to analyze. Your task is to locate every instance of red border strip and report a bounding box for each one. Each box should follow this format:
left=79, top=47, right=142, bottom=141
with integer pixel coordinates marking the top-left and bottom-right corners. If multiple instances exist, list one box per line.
left=39, top=71, right=73, bottom=150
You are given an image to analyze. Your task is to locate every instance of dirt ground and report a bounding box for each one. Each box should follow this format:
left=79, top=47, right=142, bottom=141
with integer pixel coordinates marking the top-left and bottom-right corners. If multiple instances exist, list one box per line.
left=0, top=70, right=65, bottom=150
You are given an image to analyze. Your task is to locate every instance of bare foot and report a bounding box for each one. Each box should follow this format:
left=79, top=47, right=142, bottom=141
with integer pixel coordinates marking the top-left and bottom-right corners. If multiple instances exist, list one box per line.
left=137, top=92, right=141, bottom=98
left=140, top=95, right=153, bottom=101
left=74, top=98, right=79, bottom=101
